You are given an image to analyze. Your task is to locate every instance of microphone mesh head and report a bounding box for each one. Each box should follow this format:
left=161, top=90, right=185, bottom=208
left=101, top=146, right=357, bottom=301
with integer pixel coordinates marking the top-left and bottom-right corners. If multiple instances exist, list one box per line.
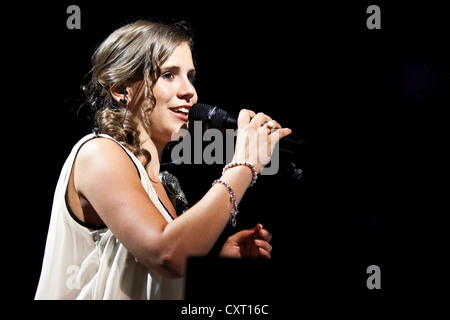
left=189, top=103, right=212, bottom=122
left=210, top=108, right=227, bottom=129
left=189, top=103, right=228, bottom=130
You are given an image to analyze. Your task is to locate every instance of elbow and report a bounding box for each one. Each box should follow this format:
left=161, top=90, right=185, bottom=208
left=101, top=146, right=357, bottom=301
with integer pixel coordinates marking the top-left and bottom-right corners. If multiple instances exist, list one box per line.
left=141, top=242, right=187, bottom=279
left=137, top=228, right=190, bottom=279
left=159, top=251, right=187, bottom=279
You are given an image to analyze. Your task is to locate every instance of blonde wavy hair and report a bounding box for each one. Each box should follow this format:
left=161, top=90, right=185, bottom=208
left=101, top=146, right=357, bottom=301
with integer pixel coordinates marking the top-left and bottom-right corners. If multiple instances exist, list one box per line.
left=83, top=20, right=193, bottom=166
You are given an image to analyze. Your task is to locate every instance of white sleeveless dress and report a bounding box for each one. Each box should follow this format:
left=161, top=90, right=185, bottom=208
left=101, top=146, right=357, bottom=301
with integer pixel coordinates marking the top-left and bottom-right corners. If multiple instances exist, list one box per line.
left=35, top=133, right=184, bottom=300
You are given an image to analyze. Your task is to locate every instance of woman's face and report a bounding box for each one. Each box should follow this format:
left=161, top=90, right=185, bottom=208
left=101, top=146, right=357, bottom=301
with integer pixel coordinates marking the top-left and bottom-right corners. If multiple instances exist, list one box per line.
left=148, top=42, right=198, bottom=144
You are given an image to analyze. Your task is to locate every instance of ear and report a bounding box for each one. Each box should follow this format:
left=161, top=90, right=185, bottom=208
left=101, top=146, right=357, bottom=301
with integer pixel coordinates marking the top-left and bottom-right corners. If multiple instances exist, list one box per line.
left=110, top=84, right=129, bottom=106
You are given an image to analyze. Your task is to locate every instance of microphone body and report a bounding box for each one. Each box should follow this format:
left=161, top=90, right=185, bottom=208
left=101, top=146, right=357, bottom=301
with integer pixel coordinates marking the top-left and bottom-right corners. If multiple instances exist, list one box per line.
left=189, top=103, right=237, bottom=130
left=189, top=103, right=305, bottom=157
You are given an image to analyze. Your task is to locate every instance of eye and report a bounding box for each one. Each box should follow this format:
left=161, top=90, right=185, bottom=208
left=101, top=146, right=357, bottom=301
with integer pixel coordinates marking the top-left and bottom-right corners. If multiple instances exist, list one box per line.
left=161, top=71, right=175, bottom=80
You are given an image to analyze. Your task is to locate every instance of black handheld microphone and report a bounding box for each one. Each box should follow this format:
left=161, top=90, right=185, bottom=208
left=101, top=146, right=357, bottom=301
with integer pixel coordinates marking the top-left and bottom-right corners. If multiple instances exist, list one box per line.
left=189, top=103, right=305, bottom=157
left=189, top=103, right=238, bottom=130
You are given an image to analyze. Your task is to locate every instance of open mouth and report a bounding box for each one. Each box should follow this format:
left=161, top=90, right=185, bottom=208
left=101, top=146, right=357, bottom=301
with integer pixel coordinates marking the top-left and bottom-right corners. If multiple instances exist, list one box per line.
left=169, top=106, right=191, bottom=121
left=170, top=106, right=190, bottom=115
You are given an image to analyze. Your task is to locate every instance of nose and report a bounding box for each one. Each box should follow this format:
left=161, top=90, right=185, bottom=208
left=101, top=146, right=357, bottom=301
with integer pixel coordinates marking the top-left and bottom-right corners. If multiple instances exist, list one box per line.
left=177, top=77, right=196, bottom=102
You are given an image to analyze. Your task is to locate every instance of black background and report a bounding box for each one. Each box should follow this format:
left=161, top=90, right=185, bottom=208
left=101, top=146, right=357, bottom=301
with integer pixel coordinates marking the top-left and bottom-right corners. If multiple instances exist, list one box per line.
left=6, top=0, right=449, bottom=314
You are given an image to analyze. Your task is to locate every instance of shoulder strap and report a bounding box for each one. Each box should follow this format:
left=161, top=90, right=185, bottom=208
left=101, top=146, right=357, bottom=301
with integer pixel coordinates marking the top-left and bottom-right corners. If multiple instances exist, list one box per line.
left=64, top=134, right=142, bottom=229
left=77, top=133, right=141, bottom=179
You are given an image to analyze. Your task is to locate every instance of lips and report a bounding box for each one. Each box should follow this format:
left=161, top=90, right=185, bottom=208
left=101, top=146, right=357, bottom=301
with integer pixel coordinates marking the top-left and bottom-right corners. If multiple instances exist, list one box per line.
left=169, top=105, right=191, bottom=121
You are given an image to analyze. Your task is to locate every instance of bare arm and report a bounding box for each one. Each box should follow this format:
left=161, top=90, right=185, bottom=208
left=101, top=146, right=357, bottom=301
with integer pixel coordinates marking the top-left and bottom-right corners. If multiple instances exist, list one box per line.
left=74, top=110, right=291, bottom=278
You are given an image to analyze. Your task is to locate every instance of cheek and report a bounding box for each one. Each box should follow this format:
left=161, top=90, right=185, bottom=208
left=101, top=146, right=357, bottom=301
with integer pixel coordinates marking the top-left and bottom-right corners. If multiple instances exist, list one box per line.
left=148, top=83, right=173, bottom=128
left=152, top=81, right=173, bottom=104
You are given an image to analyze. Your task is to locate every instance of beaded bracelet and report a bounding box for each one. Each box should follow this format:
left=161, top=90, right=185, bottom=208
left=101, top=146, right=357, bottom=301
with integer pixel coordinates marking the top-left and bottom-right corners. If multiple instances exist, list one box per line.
left=222, top=161, right=258, bottom=187
left=212, top=179, right=238, bottom=227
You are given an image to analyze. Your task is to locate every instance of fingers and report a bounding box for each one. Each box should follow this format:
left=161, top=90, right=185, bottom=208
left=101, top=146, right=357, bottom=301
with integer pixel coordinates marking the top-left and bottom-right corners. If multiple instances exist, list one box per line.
left=237, top=109, right=291, bottom=134
left=237, top=109, right=256, bottom=129
left=254, top=239, right=272, bottom=253
left=263, top=120, right=282, bottom=131
left=251, top=113, right=292, bottom=141
left=229, top=228, right=256, bottom=246
left=254, top=223, right=272, bottom=242
left=254, top=239, right=272, bottom=259
left=270, top=127, right=292, bottom=144
left=248, top=112, right=273, bottom=129
left=258, top=247, right=272, bottom=259
left=259, top=227, right=273, bottom=243
left=254, top=223, right=273, bottom=259
left=238, top=110, right=283, bottom=130
left=234, top=109, right=292, bottom=173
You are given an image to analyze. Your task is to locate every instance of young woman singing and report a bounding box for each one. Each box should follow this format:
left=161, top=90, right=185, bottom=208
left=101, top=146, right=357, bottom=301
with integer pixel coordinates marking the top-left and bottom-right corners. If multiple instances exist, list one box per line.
left=35, top=20, right=291, bottom=300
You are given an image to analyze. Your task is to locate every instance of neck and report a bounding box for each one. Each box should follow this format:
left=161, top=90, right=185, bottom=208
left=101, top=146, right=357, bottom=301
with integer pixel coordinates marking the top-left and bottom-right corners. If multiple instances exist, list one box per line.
left=137, top=123, right=166, bottom=181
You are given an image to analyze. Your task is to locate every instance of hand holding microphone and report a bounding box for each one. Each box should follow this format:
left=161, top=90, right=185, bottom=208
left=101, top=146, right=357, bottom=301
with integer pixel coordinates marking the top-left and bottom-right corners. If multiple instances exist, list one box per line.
left=233, top=109, right=291, bottom=174
left=189, top=103, right=305, bottom=156
left=189, top=103, right=293, bottom=175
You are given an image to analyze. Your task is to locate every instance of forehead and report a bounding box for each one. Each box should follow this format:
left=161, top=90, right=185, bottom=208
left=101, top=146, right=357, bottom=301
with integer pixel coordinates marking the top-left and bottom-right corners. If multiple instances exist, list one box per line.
left=162, top=42, right=195, bottom=70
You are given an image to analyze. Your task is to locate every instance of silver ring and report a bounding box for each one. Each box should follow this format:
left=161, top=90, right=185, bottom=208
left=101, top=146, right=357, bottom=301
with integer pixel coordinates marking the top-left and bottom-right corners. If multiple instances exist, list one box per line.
left=265, top=120, right=275, bottom=129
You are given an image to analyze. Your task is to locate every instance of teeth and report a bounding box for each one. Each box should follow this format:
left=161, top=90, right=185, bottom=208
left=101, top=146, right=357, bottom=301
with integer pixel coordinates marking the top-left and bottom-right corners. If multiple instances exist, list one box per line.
left=172, top=107, right=190, bottom=114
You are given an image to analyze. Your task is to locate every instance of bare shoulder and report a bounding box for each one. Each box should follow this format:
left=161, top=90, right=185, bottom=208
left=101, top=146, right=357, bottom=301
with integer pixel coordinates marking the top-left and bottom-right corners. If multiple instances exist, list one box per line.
left=70, top=136, right=169, bottom=251
left=73, top=137, right=140, bottom=191
left=76, top=137, right=128, bottom=163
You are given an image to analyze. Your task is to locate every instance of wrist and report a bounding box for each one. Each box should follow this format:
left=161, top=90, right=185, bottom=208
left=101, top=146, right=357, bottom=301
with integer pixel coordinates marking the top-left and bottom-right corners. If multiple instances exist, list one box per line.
left=223, top=161, right=258, bottom=187
left=212, top=179, right=238, bottom=227
left=221, top=165, right=253, bottom=190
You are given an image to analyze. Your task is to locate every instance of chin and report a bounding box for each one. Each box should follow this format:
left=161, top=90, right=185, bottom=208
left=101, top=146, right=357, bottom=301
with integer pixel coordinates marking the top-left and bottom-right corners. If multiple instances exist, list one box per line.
left=169, top=123, right=189, bottom=141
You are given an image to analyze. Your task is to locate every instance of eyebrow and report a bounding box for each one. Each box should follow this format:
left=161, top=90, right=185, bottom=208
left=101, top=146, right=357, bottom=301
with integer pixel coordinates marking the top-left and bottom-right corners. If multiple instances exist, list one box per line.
left=161, top=65, right=196, bottom=74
